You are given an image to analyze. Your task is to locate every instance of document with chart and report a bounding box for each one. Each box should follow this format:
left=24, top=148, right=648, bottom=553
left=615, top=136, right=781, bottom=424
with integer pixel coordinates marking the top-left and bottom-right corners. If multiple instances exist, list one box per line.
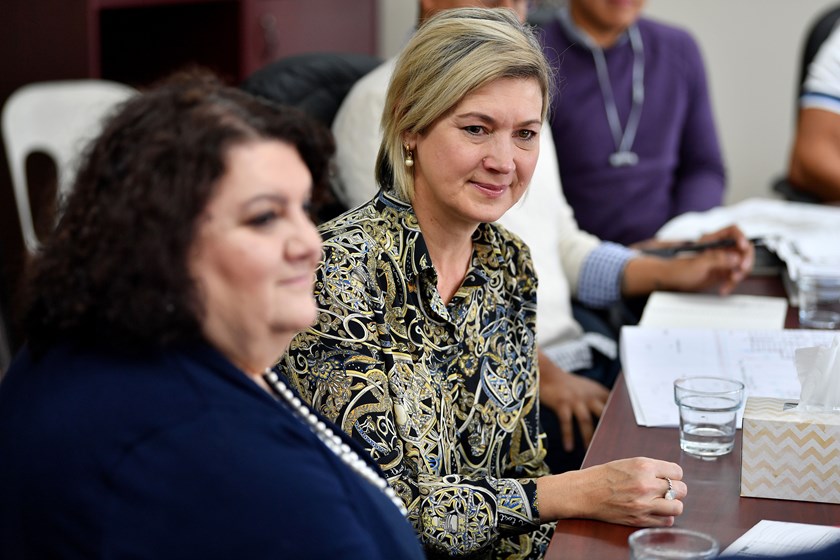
left=620, top=327, right=840, bottom=427
left=723, top=520, right=840, bottom=557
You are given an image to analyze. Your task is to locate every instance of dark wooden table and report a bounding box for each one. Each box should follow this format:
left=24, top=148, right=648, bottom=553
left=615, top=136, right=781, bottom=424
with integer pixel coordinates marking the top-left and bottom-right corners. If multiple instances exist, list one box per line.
left=545, top=276, right=840, bottom=559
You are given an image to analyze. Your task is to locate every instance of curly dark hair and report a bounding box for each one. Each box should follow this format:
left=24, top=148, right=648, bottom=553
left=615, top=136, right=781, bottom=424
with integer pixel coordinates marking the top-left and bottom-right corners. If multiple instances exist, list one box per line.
left=22, top=71, right=334, bottom=353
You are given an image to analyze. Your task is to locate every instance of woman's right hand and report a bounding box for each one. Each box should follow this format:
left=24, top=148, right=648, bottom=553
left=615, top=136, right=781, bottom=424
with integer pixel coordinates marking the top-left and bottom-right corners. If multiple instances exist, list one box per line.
left=536, top=457, right=686, bottom=526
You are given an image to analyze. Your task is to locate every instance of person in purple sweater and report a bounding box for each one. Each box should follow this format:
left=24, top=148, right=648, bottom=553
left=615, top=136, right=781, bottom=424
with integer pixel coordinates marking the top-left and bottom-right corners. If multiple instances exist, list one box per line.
left=541, top=0, right=725, bottom=246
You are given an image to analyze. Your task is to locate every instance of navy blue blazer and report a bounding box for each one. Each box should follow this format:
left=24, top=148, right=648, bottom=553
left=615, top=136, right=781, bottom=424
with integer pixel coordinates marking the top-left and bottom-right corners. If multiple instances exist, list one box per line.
left=0, top=340, right=425, bottom=559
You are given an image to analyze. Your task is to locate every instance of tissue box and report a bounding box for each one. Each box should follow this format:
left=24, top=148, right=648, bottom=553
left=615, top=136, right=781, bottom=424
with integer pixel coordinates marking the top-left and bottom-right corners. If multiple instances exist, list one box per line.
left=741, top=397, right=840, bottom=504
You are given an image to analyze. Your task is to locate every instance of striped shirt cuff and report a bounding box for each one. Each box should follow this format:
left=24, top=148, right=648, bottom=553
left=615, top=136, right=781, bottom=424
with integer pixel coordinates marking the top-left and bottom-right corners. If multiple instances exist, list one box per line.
left=577, top=242, right=635, bottom=308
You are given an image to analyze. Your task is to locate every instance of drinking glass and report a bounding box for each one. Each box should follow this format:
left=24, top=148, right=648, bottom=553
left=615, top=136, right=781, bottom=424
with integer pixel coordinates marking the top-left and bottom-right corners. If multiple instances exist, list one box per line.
left=628, top=528, right=719, bottom=559
left=673, top=377, right=745, bottom=459
left=798, top=273, right=840, bottom=329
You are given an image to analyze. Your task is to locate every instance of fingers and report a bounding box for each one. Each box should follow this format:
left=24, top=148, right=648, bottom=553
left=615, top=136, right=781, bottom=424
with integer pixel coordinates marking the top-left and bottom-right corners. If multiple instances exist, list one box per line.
left=714, top=249, right=751, bottom=295
left=632, top=514, right=677, bottom=528
left=548, top=458, right=689, bottom=526
left=574, top=403, right=596, bottom=447
left=628, top=464, right=687, bottom=527
left=540, top=365, right=608, bottom=452
left=640, top=459, right=687, bottom=507
left=650, top=469, right=686, bottom=523
left=558, top=400, right=601, bottom=451
left=703, top=225, right=755, bottom=280
left=589, top=397, right=606, bottom=420
left=657, top=476, right=687, bottom=502
left=559, top=405, right=575, bottom=452
left=700, top=224, right=747, bottom=246
left=627, top=496, right=683, bottom=527
left=657, top=461, right=684, bottom=483
left=649, top=496, right=684, bottom=524
left=683, top=246, right=750, bottom=295
left=634, top=516, right=681, bottom=529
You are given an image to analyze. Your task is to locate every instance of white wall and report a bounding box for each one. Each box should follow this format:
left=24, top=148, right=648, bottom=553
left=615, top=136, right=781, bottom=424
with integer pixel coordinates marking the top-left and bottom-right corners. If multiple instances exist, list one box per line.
left=378, top=0, right=417, bottom=57
left=377, top=0, right=840, bottom=204
left=645, top=0, right=839, bottom=204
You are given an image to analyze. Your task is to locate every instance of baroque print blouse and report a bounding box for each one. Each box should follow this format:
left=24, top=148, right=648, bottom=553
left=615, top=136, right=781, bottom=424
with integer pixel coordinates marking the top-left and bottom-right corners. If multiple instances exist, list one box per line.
left=277, top=190, right=555, bottom=559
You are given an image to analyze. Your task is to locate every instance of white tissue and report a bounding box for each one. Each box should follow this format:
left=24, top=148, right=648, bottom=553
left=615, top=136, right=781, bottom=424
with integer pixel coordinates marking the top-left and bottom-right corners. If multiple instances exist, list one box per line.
left=794, top=335, right=840, bottom=413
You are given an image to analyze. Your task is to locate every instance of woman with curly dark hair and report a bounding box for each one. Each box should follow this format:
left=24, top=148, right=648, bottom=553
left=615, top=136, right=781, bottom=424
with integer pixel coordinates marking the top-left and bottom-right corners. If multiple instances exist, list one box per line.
left=0, top=73, right=424, bottom=560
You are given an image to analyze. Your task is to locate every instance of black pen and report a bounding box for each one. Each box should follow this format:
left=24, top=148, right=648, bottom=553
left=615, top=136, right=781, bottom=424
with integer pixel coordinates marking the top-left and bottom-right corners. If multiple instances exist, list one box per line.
left=642, top=237, right=763, bottom=258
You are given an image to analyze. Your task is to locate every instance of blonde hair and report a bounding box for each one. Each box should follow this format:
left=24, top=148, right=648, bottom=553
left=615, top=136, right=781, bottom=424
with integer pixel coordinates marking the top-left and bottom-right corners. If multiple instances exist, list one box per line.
left=375, top=7, right=553, bottom=201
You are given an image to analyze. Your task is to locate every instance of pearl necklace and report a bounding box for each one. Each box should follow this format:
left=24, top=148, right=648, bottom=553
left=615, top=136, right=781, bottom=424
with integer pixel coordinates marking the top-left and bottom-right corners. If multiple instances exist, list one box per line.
left=262, top=369, right=408, bottom=517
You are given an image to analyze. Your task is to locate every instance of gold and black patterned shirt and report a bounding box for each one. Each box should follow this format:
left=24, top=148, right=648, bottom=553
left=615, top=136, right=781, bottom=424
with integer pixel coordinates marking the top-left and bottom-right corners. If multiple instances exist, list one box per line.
left=277, top=190, right=554, bottom=559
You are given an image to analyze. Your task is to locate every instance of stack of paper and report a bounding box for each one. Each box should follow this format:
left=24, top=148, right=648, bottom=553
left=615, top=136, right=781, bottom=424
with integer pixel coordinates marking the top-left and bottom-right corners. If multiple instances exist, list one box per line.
left=657, top=198, right=840, bottom=247
left=621, top=326, right=839, bottom=427
left=639, top=292, right=788, bottom=330
left=723, top=520, right=840, bottom=557
left=656, top=198, right=840, bottom=282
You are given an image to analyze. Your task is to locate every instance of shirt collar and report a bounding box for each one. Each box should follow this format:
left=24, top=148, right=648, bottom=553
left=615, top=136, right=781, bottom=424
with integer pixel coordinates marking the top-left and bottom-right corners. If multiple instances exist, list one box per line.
left=373, top=188, right=506, bottom=319
left=375, top=188, right=506, bottom=285
left=374, top=189, right=435, bottom=282
left=467, top=221, right=506, bottom=288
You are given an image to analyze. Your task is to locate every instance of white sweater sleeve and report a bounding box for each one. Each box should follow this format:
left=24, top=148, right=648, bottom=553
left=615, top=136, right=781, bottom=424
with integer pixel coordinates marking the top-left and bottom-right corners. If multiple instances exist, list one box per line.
left=331, top=60, right=397, bottom=209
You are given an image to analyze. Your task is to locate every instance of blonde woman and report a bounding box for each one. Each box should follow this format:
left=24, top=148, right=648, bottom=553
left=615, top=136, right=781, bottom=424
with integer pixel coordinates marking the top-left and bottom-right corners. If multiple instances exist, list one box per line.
left=278, top=8, right=686, bottom=559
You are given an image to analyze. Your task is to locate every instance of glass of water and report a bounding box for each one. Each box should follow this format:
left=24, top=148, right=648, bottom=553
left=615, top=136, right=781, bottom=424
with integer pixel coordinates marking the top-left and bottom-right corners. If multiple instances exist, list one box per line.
left=674, top=377, right=745, bottom=459
left=797, top=272, right=840, bottom=330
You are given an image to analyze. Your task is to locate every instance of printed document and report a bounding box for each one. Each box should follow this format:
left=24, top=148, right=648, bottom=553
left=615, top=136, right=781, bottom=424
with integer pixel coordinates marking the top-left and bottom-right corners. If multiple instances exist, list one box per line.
left=723, top=520, right=840, bottom=557
left=656, top=198, right=840, bottom=281
left=620, top=327, right=839, bottom=427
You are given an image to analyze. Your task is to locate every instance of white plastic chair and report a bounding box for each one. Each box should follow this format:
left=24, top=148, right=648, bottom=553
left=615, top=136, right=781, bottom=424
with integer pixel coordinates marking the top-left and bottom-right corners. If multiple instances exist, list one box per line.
left=1, top=80, right=138, bottom=253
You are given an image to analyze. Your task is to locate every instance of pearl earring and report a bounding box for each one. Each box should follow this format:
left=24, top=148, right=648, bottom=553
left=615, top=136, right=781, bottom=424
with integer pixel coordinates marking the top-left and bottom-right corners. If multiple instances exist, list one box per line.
left=404, top=143, right=414, bottom=168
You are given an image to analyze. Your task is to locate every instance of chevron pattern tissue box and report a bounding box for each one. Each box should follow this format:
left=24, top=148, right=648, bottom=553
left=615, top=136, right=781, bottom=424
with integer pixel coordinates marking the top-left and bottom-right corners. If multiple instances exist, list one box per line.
left=741, top=397, right=840, bottom=504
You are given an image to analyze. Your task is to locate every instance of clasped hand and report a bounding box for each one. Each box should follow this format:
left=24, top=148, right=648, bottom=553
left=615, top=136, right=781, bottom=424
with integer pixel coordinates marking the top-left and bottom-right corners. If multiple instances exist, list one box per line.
left=672, top=225, right=754, bottom=294
left=537, top=457, right=686, bottom=527
left=629, top=224, right=755, bottom=296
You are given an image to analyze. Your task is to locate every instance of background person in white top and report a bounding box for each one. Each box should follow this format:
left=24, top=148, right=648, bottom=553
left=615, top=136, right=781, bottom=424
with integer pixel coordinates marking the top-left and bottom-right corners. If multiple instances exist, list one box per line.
left=788, top=22, right=840, bottom=202
left=331, top=0, right=754, bottom=472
